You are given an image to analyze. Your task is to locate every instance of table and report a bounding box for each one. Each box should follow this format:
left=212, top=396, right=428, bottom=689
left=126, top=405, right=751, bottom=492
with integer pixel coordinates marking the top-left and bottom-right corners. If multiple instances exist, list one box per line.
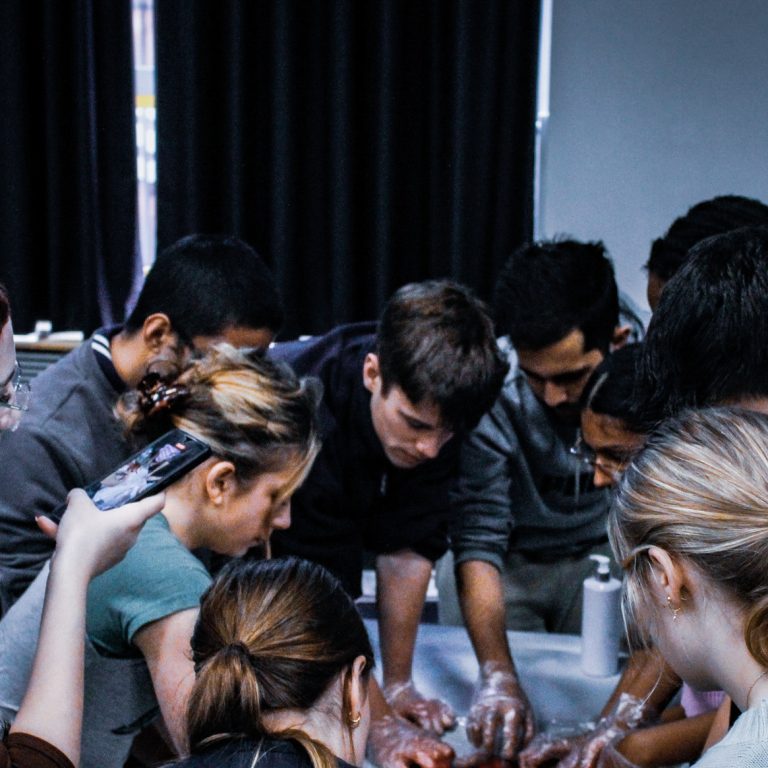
left=365, top=619, right=623, bottom=759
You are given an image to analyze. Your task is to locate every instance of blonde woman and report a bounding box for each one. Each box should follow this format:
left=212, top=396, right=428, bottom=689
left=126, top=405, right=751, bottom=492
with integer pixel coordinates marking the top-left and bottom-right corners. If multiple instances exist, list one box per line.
left=174, top=557, right=373, bottom=768
left=608, top=407, right=768, bottom=766
left=0, top=346, right=320, bottom=768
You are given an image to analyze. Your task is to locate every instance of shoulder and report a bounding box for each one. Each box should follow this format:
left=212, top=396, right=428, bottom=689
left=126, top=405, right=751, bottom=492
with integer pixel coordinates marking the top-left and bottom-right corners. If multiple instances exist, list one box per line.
left=86, top=515, right=210, bottom=654
left=270, top=323, right=376, bottom=378
left=693, top=700, right=768, bottom=766
left=16, top=342, right=122, bottom=459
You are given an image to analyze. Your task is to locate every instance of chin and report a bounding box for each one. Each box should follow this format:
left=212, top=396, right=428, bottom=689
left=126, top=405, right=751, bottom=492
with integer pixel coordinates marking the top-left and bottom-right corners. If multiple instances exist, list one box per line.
left=385, top=447, right=424, bottom=469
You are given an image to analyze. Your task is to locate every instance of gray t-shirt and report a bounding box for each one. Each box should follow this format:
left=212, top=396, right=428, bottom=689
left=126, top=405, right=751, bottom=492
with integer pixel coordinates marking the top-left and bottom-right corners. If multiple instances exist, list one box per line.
left=692, top=698, right=768, bottom=767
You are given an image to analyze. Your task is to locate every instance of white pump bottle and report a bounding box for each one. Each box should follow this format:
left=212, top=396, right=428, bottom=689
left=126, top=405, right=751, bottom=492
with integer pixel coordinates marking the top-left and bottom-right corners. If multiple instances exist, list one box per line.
left=581, top=553, right=622, bottom=676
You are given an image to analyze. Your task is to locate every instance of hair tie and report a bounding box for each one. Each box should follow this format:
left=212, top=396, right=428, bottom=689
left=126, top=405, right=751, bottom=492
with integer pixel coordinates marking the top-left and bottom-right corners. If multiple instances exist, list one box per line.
left=222, top=641, right=253, bottom=661
left=137, top=371, right=190, bottom=418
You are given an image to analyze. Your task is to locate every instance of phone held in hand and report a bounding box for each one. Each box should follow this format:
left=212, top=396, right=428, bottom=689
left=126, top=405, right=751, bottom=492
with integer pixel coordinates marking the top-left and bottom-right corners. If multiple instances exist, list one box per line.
left=54, top=429, right=211, bottom=518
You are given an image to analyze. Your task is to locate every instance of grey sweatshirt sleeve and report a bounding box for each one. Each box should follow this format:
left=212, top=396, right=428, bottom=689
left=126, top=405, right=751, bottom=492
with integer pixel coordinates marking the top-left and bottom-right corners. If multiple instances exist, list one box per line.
left=449, top=392, right=519, bottom=572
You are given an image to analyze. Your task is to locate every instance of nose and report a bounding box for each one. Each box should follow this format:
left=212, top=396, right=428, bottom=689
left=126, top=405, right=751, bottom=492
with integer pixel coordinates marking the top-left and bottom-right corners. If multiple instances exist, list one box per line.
left=593, top=466, right=615, bottom=489
left=543, top=381, right=568, bottom=408
left=271, top=500, right=291, bottom=531
left=415, top=433, right=446, bottom=460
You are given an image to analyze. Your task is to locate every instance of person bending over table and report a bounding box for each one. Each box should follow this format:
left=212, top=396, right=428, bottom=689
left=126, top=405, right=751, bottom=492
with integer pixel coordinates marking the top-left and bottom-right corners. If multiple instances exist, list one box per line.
left=606, top=407, right=768, bottom=767
left=174, top=557, right=373, bottom=768
left=0, top=345, right=320, bottom=768
left=270, top=280, right=507, bottom=768
left=439, top=241, right=631, bottom=762
left=520, top=345, right=722, bottom=768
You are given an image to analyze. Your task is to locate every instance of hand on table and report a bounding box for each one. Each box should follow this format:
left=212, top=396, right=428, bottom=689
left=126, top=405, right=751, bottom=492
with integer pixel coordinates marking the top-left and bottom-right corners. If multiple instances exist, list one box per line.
left=518, top=693, right=647, bottom=768
left=38, top=488, right=165, bottom=579
left=366, top=713, right=454, bottom=768
left=464, top=661, right=535, bottom=762
left=384, top=679, right=457, bottom=734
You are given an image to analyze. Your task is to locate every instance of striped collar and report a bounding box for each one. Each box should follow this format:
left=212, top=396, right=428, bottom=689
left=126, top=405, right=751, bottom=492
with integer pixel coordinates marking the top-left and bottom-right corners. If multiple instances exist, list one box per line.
left=91, top=325, right=126, bottom=392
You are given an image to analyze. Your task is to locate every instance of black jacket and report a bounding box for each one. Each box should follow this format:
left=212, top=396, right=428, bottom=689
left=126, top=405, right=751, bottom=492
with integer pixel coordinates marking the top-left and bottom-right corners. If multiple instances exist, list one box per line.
left=270, top=323, right=459, bottom=596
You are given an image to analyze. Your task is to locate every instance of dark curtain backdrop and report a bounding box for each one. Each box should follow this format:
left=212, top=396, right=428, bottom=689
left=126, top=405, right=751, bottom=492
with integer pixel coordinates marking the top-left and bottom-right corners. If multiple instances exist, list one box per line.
left=156, top=0, right=539, bottom=338
left=0, top=1, right=140, bottom=334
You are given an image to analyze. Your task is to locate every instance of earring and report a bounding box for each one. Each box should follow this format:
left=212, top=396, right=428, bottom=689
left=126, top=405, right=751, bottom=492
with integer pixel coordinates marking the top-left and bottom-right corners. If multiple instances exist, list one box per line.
left=666, top=595, right=681, bottom=621
left=347, top=711, right=362, bottom=729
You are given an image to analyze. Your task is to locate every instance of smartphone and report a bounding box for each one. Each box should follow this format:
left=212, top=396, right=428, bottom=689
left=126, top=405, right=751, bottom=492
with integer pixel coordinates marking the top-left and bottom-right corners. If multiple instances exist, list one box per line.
left=57, top=429, right=211, bottom=516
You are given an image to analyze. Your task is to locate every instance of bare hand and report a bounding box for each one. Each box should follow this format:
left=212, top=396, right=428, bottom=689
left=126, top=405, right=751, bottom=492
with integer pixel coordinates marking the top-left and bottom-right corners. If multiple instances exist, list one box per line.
left=466, top=662, right=535, bottom=760
left=384, top=680, right=457, bottom=734
left=38, top=489, right=164, bottom=579
left=367, top=713, right=454, bottom=768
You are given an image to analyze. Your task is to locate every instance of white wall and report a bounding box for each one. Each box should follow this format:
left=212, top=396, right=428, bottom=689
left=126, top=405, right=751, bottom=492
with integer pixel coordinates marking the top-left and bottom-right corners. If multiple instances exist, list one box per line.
left=541, top=0, right=768, bottom=314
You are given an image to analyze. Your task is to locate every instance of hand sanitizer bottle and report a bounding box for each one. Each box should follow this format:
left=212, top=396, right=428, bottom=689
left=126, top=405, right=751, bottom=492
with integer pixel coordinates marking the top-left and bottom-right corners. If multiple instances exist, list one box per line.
left=581, top=553, right=622, bottom=676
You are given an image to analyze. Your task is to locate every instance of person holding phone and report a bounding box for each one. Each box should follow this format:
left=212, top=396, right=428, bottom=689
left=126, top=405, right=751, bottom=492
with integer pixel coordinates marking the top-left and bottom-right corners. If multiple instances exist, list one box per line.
left=0, top=344, right=321, bottom=768
left=0, top=282, right=163, bottom=768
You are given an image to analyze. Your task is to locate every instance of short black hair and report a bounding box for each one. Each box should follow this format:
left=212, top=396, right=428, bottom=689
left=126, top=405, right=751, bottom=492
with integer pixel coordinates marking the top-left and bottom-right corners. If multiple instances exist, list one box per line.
left=125, top=235, right=284, bottom=339
left=494, top=239, right=619, bottom=354
left=0, top=283, right=9, bottom=327
left=377, top=280, right=508, bottom=433
left=637, top=226, right=768, bottom=426
left=647, top=195, right=768, bottom=281
left=581, top=343, right=645, bottom=434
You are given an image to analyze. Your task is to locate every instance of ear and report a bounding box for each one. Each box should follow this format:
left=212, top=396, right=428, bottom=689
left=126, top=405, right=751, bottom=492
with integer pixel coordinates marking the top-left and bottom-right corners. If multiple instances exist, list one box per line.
left=362, top=353, right=381, bottom=395
left=347, top=655, right=369, bottom=713
left=203, top=461, right=239, bottom=507
left=141, top=313, right=177, bottom=354
left=647, top=545, right=686, bottom=609
left=610, top=324, right=632, bottom=351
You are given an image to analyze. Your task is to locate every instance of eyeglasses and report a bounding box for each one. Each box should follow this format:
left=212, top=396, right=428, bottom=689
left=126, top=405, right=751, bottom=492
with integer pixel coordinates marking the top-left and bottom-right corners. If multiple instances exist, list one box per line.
left=569, top=431, right=629, bottom=481
left=0, top=362, right=32, bottom=431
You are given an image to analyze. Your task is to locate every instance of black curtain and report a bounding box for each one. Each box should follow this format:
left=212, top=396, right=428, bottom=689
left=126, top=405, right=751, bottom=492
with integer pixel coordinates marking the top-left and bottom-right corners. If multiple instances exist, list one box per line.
left=156, top=0, right=539, bottom=338
left=0, top=1, right=139, bottom=334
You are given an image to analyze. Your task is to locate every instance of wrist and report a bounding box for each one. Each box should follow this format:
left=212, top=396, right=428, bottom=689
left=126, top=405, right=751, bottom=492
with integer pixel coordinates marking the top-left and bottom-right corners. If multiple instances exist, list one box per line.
left=479, top=660, right=519, bottom=682
left=47, top=553, right=92, bottom=592
left=383, top=679, right=414, bottom=696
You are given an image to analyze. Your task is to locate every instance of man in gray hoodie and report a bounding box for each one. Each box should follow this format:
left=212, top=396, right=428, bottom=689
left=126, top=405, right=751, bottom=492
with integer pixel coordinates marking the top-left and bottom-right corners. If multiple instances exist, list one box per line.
left=439, top=240, right=630, bottom=762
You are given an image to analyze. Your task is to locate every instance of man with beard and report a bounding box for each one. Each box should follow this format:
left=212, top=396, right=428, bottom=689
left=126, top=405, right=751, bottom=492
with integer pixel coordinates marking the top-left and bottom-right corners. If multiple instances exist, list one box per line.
left=437, top=240, right=629, bottom=762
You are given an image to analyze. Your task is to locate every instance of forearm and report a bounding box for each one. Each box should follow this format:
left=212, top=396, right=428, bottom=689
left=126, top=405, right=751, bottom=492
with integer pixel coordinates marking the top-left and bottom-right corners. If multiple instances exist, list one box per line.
left=11, top=556, right=90, bottom=765
left=376, top=550, right=432, bottom=685
left=600, top=648, right=679, bottom=720
left=457, top=559, right=516, bottom=671
left=618, top=711, right=715, bottom=767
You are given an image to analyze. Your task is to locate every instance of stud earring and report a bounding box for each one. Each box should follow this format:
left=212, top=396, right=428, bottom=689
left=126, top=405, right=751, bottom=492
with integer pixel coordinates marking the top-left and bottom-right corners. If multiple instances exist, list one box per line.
left=667, top=595, right=681, bottom=621
left=347, top=711, right=362, bottom=729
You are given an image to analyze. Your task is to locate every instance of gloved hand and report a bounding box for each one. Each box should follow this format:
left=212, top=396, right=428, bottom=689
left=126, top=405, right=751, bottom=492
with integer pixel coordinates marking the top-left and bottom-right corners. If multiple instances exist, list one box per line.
left=383, top=680, right=457, bottom=734
left=518, top=694, right=648, bottom=768
left=366, top=712, right=455, bottom=768
left=464, top=661, right=535, bottom=761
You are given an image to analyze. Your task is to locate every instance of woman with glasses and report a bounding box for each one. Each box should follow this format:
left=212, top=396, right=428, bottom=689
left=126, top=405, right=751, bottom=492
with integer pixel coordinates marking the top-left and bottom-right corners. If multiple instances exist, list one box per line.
left=521, top=345, right=722, bottom=768
left=0, top=344, right=321, bottom=768
left=570, top=344, right=646, bottom=488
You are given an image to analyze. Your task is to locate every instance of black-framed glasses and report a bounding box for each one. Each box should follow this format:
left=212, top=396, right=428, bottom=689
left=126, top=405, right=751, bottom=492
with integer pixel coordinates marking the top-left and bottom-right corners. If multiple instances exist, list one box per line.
left=569, top=430, right=628, bottom=481
left=0, top=362, right=32, bottom=431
